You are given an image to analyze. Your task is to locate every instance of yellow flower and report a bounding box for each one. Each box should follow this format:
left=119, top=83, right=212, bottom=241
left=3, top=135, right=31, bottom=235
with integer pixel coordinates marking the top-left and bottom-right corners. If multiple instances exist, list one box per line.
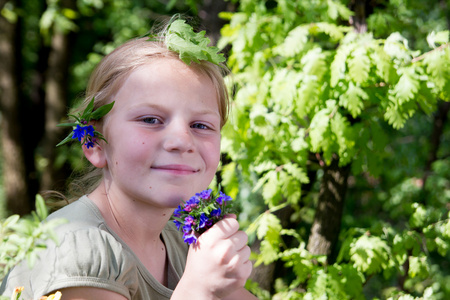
left=10, top=287, right=62, bottom=300
left=39, top=291, right=62, bottom=300
left=11, top=287, right=24, bottom=300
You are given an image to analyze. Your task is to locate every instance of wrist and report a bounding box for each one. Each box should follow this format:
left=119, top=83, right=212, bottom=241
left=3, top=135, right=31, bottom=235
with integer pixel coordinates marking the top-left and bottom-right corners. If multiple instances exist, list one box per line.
left=172, top=277, right=220, bottom=300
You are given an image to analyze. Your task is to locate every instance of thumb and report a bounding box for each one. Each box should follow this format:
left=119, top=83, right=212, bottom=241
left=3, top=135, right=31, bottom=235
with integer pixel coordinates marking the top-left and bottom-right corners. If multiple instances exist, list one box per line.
left=199, top=217, right=240, bottom=242
left=223, top=214, right=237, bottom=220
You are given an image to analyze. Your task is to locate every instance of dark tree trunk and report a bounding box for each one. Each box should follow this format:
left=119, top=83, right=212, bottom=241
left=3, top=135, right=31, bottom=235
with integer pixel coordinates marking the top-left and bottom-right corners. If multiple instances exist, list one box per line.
left=0, top=0, right=32, bottom=215
left=307, top=155, right=351, bottom=263
left=422, top=101, right=450, bottom=186
left=303, top=0, right=369, bottom=263
left=40, top=1, right=75, bottom=192
left=198, top=0, right=232, bottom=45
left=40, top=31, right=72, bottom=191
left=441, top=0, right=450, bottom=29
left=249, top=238, right=276, bottom=292
left=421, top=1, right=450, bottom=187
left=24, top=1, right=49, bottom=196
left=249, top=205, right=295, bottom=292
left=350, top=0, right=368, bottom=33
left=250, top=159, right=319, bottom=292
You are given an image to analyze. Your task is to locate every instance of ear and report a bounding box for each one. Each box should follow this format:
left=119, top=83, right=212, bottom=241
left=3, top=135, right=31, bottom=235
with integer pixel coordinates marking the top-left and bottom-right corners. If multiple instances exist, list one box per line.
left=82, top=143, right=107, bottom=168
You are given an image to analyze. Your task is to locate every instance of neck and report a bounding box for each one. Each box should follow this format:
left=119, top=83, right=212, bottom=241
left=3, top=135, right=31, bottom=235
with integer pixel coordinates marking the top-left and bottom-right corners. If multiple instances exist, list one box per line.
left=89, top=181, right=173, bottom=249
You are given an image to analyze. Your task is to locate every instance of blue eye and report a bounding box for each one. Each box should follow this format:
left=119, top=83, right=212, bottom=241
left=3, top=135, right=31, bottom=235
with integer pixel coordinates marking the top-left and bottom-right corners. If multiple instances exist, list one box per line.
left=191, top=123, right=209, bottom=130
left=142, top=117, right=161, bottom=124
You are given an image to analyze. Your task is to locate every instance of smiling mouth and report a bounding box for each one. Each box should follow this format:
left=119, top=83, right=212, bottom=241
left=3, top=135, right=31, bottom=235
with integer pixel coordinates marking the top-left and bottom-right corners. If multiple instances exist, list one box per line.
left=151, top=165, right=199, bottom=174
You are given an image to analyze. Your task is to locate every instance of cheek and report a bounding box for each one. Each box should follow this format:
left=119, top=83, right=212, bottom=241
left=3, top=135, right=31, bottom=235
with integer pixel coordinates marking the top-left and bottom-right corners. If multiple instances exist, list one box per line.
left=125, top=141, right=155, bottom=165
left=106, top=132, right=153, bottom=166
left=203, top=138, right=221, bottom=167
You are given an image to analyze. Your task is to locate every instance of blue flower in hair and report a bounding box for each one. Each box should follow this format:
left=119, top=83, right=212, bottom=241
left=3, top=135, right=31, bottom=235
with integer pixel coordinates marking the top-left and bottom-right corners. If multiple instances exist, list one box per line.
left=84, top=125, right=95, bottom=137
left=72, top=125, right=85, bottom=141
left=57, top=97, right=114, bottom=148
left=85, top=140, right=95, bottom=149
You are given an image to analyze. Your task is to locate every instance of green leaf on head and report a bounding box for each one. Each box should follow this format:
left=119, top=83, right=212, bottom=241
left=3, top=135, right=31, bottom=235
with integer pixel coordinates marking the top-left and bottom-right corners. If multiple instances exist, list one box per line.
left=165, top=19, right=225, bottom=66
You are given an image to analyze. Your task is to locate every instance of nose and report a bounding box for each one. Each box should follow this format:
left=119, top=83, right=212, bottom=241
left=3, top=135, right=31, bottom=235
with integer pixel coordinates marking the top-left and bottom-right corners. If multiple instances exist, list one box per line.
left=162, top=122, right=195, bottom=153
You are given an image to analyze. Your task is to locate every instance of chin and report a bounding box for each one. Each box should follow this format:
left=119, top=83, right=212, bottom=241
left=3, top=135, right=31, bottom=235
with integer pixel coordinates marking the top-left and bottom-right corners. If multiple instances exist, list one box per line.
left=163, top=185, right=208, bottom=206
left=166, top=193, right=192, bottom=207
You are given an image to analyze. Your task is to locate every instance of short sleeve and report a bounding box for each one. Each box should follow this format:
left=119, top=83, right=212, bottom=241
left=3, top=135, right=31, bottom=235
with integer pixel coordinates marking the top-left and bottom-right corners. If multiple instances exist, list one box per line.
left=5, top=227, right=139, bottom=300
left=1, top=196, right=189, bottom=300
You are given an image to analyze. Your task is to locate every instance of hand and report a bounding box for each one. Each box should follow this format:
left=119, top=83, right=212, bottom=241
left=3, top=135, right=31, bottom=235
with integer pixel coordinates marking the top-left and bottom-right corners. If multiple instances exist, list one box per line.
left=174, top=215, right=252, bottom=299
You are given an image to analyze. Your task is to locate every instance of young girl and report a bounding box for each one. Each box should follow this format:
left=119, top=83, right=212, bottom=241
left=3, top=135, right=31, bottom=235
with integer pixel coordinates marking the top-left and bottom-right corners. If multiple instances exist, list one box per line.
left=0, top=22, right=257, bottom=300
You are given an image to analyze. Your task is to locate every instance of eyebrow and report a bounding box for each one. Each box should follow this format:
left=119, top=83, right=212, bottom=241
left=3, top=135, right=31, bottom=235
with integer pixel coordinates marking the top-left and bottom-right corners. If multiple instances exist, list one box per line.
left=128, top=103, right=165, bottom=112
left=128, top=103, right=220, bottom=117
left=195, top=108, right=220, bottom=117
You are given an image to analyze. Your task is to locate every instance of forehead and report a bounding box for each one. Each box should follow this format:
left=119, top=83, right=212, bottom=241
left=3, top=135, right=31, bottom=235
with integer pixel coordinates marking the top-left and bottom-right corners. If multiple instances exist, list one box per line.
left=112, top=59, right=219, bottom=110
left=136, top=58, right=210, bottom=84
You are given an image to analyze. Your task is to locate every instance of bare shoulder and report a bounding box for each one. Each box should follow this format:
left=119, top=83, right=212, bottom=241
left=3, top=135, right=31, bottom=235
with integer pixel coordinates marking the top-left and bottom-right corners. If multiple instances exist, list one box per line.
left=55, top=287, right=128, bottom=300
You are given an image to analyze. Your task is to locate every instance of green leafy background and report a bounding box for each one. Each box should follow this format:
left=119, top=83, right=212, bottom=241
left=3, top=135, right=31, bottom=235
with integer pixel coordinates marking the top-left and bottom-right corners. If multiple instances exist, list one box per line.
left=218, top=0, right=450, bottom=299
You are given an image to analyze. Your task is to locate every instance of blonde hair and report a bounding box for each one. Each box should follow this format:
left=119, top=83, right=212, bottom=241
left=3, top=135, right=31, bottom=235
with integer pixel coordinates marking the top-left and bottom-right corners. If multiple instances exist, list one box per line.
left=79, top=37, right=229, bottom=126
left=63, top=23, right=230, bottom=203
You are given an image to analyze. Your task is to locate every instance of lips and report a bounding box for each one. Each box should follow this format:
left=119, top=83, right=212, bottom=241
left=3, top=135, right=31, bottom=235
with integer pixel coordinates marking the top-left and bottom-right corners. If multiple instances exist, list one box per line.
left=151, top=164, right=199, bottom=174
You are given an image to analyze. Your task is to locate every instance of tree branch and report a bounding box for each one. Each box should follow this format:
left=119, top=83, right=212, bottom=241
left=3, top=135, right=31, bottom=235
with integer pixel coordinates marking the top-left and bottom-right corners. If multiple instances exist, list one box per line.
left=411, top=43, right=450, bottom=63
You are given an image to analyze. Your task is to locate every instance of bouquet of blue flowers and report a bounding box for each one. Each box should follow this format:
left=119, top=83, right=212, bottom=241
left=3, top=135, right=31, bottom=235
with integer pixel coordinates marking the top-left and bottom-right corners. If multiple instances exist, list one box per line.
left=172, top=189, right=234, bottom=245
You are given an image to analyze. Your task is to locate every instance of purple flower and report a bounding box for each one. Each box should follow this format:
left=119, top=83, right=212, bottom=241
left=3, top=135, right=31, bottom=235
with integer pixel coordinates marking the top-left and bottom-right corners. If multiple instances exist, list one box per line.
left=185, top=196, right=200, bottom=211
left=173, top=219, right=182, bottom=230
left=173, top=206, right=184, bottom=217
left=183, top=231, right=198, bottom=245
left=211, top=208, right=221, bottom=217
left=197, top=189, right=212, bottom=200
left=182, top=224, right=192, bottom=233
left=84, top=125, right=95, bottom=137
left=184, top=215, right=195, bottom=226
left=198, top=214, right=209, bottom=229
left=171, top=188, right=235, bottom=245
left=72, top=125, right=85, bottom=141
left=186, top=196, right=200, bottom=207
left=216, top=191, right=232, bottom=205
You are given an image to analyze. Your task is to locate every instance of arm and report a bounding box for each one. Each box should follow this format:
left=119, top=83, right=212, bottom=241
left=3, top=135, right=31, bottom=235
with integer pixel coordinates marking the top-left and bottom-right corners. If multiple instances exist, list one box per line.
left=171, top=216, right=253, bottom=300
left=56, top=287, right=128, bottom=300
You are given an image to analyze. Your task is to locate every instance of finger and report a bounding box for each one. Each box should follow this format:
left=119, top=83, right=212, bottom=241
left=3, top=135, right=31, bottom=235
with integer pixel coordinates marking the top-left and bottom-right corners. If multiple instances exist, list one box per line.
left=228, top=230, right=249, bottom=250
left=201, top=217, right=239, bottom=241
left=241, top=257, right=253, bottom=279
left=223, top=214, right=237, bottom=219
left=239, top=245, right=251, bottom=263
left=229, top=244, right=251, bottom=265
left=228, top=246, right=252, bottom=277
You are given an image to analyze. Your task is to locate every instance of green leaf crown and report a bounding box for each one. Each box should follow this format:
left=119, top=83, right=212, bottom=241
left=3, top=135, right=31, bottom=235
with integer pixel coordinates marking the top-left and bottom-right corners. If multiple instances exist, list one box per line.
left=150, top=19, right=226, bottom=66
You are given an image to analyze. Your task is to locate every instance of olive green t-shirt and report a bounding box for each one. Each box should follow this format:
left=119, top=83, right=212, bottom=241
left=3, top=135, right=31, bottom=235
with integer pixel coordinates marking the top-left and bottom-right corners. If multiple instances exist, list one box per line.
left=0, top=196, right=189, bottom=300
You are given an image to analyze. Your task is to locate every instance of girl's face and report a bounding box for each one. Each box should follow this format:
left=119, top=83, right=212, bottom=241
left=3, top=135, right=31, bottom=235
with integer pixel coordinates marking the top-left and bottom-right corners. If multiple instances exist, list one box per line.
left=99, top=58, right=221, bottom=209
